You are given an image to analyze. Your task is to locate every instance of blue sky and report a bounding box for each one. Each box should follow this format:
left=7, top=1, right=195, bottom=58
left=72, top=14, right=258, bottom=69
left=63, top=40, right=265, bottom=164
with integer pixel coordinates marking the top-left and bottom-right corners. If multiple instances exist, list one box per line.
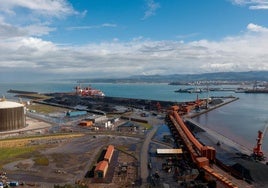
left=1, top=0, right=268, bottom=82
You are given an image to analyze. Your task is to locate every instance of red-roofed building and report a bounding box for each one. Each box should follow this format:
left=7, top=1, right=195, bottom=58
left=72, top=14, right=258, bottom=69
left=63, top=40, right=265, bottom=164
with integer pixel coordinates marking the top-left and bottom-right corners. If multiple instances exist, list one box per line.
left=94, top=160, right=109, bottom=178
left=104, top=145, right=114, bottom=163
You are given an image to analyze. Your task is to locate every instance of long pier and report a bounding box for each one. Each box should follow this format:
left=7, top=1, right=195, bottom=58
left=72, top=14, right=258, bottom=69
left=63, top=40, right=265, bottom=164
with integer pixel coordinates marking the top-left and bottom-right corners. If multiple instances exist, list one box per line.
left=164, top=94, right=258, bottom=187
left=187, top=97, right=239, bottom=118
left=168, top=109, right=239, bottom=188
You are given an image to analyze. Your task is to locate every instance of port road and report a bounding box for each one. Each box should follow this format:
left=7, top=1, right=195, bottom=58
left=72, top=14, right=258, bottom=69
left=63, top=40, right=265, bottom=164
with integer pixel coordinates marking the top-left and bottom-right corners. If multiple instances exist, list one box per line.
left=140, top=125, right=158, bottom=186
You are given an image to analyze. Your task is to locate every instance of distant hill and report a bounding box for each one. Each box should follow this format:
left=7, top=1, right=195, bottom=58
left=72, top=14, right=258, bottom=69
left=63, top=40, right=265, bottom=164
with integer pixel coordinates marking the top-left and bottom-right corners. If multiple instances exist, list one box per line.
left=75, top=71, right=268, bottom=83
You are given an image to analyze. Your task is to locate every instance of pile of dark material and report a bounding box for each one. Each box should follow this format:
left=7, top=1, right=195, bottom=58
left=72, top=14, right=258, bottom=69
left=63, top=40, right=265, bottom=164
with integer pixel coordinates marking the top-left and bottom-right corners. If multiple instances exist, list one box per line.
left=43, top=93, right=177, bottom=113
left=209, top=98, right=223, bottom=105
left=231, top=159, right=268, bottom=187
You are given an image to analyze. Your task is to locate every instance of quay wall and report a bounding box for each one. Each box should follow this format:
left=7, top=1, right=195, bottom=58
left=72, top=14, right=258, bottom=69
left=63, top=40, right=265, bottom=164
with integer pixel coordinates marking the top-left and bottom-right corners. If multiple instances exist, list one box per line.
left=187, top=97, right=239, bottom=119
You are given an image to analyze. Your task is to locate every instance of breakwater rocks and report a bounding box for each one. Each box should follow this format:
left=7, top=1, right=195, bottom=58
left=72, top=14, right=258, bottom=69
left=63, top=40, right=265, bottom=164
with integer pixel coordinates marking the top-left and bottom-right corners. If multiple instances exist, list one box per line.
left=8, top=89, right=38, bottom=94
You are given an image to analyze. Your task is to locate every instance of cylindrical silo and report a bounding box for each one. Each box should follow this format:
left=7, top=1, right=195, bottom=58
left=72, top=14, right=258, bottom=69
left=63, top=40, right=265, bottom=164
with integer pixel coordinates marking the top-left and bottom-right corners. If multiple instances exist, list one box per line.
left=0, top=101, right=25, bottom=131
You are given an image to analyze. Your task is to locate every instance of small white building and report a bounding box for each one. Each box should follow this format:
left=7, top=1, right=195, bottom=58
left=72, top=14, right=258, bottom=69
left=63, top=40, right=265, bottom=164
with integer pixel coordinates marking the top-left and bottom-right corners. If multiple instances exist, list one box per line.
left=85, top=114, right=108, bottom=123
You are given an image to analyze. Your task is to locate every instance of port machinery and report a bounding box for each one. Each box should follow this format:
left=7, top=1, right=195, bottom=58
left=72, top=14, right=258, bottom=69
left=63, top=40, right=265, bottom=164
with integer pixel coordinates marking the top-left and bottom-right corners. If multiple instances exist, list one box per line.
left=75, top=85, right=105, bottom=97
left=252, top=122, right=268, bottom=161
left=167, top=106, right=239, bottom=188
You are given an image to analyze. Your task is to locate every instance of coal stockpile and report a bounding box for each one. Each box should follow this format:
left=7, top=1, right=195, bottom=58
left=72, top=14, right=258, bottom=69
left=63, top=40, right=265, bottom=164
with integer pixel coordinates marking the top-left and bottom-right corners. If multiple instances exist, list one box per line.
left=231, top=159, right=268, bottom=186
left=43, top=93, right=177, bottom=113
left=95, top=96, right=177, bottom=109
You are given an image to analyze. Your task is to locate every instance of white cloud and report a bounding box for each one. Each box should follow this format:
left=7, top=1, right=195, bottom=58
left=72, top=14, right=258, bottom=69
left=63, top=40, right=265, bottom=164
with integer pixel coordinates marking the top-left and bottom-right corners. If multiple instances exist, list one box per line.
left=0, top=0, right=85, bottom=39
left=231, top=0, right=268, bottom=10
left=0, top=19, right=26, bottom=38
left=0, top=0, right=79, bottom=17
left=67, top=23, right=117, bottom=31
left=0, top=19, right=55, bottom=38
left=142, top=0, right=160, bottom=20
left=247, top=23, right=268, bottom=32
left=1, top=23, right=268, bottom=81
left=23, top=24, right=56, bottom=36
left=250, top=4, right=268, bottom=9
left=0, top=0, right=85, bottom=41
left=101, top=23, right=117, bottom=27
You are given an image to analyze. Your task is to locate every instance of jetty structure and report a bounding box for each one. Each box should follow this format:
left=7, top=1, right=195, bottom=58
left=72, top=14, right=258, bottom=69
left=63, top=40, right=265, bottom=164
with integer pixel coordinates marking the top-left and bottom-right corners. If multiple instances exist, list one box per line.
left=167, top=106, right=239, bottom=188
left=166, top=99, right=268, bottom=187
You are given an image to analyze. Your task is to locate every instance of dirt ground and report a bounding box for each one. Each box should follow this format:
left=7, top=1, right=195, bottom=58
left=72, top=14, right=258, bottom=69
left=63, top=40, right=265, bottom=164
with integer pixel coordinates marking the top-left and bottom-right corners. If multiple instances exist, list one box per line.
left=2, top=134, right=142, bottom=188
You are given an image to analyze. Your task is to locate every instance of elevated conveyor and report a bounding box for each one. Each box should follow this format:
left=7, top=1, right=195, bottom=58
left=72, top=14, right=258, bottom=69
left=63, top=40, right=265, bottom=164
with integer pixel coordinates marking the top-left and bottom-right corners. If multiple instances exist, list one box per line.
left=168, top=106, right=238, bottom=188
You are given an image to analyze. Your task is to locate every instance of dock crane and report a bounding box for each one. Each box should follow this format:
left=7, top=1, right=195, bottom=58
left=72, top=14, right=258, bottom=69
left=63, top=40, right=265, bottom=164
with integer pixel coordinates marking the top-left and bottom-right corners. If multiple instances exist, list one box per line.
left=253, top=122, right=268, bottom=161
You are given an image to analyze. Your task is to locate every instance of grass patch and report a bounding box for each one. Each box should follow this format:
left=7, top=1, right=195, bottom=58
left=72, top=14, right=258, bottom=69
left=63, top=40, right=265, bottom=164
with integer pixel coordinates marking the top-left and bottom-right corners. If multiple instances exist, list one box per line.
left=0, top=133, right=84, bottom=168
left=0, top=133, right=84, bottom=144
left=34, top=156, right=49, bottom=166
left=0, top=147, right=37, bottom=167
left=28, top=103, right=68, bottom=114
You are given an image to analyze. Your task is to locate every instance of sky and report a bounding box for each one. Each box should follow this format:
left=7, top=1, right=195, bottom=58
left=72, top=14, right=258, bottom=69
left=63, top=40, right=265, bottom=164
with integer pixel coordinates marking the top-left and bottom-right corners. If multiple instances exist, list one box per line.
left=1, top=0, right=268, bottom=82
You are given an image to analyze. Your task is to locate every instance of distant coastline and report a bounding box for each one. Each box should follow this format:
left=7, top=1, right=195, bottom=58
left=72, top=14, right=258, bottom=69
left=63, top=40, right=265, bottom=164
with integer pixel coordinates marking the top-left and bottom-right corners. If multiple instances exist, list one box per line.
left=68, top=71, right=268, bottom=84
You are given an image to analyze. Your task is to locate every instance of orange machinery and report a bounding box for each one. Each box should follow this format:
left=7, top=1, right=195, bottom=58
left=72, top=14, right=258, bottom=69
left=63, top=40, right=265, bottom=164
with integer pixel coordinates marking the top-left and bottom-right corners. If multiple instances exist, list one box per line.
left=170, top=106, right=216, bottom=162
left=168, top=106, right=238, bottom=188
left=179, top=98, right=206, bottom=115
left=253, top=123, right=267, bottom=160
left=253, top=130, right=265, bottom=161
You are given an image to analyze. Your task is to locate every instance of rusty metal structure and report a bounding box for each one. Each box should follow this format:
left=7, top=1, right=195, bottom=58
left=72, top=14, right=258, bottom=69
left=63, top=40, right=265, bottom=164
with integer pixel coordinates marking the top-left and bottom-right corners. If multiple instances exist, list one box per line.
left=168, top=106, right=238, bottom=188
left=253, top=123, right=267, bottom=161
left=0, top=100, right=25, bottom=131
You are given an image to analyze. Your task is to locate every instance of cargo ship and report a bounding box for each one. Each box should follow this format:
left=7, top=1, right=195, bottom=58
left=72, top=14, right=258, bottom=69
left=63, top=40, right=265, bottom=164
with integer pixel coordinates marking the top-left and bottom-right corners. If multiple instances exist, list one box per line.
left=244, top=89, right=268, bottom=93
left=175, top=88, right=202, bottom=93
left=236, top=81, right=268, bottom=93
left=235, top=88, right=268, bottom=93
left=75, top=85, right=105, bottom=97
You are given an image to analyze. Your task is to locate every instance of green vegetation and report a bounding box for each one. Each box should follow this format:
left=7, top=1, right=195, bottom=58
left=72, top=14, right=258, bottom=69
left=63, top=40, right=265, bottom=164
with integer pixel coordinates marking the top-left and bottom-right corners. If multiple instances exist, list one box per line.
left=27, top=103, right=68, bottom=114
left=0, top=134, right=83, bottom=168
left=0, top=133, right=84, bottom=146
left=0, top=147, right=36, bottom=167
left=34, top=156, right=49, bottom=166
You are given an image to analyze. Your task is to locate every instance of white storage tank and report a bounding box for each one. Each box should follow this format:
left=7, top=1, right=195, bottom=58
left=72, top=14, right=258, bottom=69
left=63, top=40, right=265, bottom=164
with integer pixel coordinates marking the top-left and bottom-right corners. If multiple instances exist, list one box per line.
left=0, top=100, right=25, bottom=131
